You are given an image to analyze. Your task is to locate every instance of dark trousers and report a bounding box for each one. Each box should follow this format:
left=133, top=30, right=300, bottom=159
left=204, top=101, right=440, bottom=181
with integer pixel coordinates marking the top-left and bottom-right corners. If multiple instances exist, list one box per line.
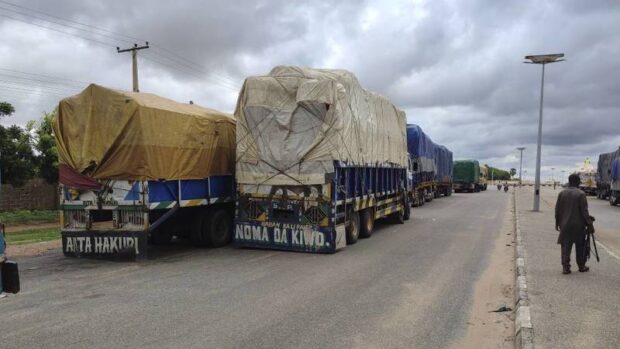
left=561, top=240, right=586, bottom=269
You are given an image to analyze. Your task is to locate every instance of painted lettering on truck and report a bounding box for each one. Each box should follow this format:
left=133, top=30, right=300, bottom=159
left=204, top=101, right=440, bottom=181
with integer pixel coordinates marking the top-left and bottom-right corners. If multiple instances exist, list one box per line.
left=235, top=223, right=327, bottom=248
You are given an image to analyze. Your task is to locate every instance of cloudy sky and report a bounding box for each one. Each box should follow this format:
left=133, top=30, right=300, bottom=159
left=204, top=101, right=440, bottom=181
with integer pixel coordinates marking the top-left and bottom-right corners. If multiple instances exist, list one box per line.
left=1, top=0, right=619, bottom=182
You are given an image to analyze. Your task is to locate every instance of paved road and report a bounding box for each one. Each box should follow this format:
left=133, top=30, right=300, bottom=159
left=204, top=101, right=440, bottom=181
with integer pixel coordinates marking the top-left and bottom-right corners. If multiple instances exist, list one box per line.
left=1, top=191, right=510, bottom=348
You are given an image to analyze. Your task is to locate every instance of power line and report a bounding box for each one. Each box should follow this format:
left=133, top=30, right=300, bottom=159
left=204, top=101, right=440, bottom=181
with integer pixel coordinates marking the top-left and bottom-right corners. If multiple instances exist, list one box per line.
left=0, top=14, right=114, bottom=47
left=0, top=80, right=77, bottom=95
left=0, top=4, right=135, bottom=45
left=0, top=68, right=91, bottom=85
left=0, top=72, right=85, bottom=89
left=0, top=0, right=143, bottom=42
left=0, top=85, right=66, bottom=98
left=0, top=2, right=242, bottom=91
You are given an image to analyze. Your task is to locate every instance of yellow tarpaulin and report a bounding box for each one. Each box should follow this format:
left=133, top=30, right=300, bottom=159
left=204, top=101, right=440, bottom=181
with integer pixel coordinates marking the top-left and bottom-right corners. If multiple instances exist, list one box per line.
left=54, top=84, right=235, bottom=180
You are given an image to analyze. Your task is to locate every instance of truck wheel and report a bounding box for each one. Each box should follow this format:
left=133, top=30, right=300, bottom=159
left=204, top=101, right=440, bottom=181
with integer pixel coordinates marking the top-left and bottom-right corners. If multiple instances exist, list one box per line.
left=205, top=209, right=233, bottom=247
left=359, top=209, right=374, bottom=238
left=403, top=199, right=411, bottom=221
left=346, top=211, right=360, bottom=244
left=389, top=205, right=405, bottom=224
left=190, top=213, right=209, bottom=247
left=610, top=194, right=617, bottom=206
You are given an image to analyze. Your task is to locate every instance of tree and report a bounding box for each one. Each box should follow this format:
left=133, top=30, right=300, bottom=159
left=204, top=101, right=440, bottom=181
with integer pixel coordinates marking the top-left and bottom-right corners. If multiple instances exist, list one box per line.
left=0, top=124, right=37, bottom=187
left=27, top=110, right=59, bottom=184
left=0, top=102, right=15, bottom=117
left=510, top=168, right=517, bottom=178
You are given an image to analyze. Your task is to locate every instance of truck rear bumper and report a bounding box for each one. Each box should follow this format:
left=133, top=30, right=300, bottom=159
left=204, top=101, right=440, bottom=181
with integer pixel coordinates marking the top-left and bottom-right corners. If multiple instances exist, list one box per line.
left=62, top=230, right=148, bottom=260
left=233, top=221, right=344, bottom=253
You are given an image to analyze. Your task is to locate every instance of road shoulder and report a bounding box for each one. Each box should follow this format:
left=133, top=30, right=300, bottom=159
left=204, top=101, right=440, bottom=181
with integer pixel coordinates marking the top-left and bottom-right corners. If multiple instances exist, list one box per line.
left=452, top=193, right=515, bottom=349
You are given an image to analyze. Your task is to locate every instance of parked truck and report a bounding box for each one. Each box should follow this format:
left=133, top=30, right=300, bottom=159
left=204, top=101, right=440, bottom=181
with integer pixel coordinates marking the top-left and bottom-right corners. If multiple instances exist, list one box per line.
left=453, top=160, right=481, bottom=193
left=54, top=84, right=236, bottom=259
left=479, top=165, right=489, bottom=191
left=574, top=158, right=597, bottom=196
left=405, top=124, right=453, bottom=206
left=597, top=147, right=620, bottom=200
left=234, top=66, right=409, bottom=253
left=610, top=158, right=620, bottom=206
left=435, top=145, right=454, bottom=197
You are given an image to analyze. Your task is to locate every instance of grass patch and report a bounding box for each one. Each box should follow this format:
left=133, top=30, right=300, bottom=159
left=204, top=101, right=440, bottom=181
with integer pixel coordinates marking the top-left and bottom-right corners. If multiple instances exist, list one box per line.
left=5, top=228, right=60, bottom=245
left=0, top=210, right=59, bottom=225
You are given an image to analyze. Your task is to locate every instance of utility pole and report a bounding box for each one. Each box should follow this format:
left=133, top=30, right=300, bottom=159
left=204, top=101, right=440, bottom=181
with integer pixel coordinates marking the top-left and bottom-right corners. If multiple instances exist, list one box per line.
left=517, top=147, right=525, bottom=186
left=117, top=42, right=149, bottom=92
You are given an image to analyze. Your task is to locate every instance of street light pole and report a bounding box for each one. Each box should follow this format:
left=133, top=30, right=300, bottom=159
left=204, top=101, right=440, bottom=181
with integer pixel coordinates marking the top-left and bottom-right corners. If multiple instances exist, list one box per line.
left=517, top=147, right=525, bottom=186
left=524, top=53, right=565, bottom=211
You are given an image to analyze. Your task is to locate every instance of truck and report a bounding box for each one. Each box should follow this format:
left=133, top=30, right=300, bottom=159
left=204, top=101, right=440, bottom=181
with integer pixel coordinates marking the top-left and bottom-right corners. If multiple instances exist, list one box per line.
left=435, top=145, right=454, bottom=196
left=610, top=158, right=620, bottom=206
left=596, top=148, right=620, bottom=200
left=405, top=124, right=453, bottom=206
left=479, top=165, right=489, bottom=191
left=54, top=84, right=236, bottom=259
left=234, top=66, right=409, bottom=253
left=453, top=160, right=481, bottom=193
left=575, top=158, right=597, bottom=196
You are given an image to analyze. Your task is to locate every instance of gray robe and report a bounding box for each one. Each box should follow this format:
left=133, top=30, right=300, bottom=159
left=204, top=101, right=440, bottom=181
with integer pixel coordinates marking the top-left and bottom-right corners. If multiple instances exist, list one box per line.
left=555, top=187, right=593, bottom=244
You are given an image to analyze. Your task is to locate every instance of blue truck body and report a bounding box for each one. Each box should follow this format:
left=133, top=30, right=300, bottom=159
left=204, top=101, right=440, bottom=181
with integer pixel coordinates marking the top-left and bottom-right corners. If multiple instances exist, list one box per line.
left=235, top=162, right=408, bottom=253
left=406, top=124, right=453, bottom=206
left=60, top=176, right=235, bottom=259
left=610, top=158, right=620, bottom=206
left=596, top=147, right=620, bottom=200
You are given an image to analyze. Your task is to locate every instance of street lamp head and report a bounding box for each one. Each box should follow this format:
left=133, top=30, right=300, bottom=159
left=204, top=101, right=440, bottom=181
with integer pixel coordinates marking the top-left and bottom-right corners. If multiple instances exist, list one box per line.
left=517, top=147, right=526, bottom=151
left=524, top=53, right=565, bottom=64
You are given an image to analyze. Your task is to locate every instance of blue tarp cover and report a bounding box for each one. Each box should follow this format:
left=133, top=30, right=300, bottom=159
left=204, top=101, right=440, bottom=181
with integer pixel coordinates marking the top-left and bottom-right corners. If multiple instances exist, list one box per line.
left=611, top=158, right=620, bottom=180
left=406, top=124, right=453, bottom=182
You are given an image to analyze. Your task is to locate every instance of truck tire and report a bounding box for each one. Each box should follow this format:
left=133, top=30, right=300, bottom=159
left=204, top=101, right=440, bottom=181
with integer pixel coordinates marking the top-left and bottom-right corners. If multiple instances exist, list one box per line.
left=346, top=211, right=360, bottom=245
left=190, top=212, right=209, bottom=247
left=403, top=199, right=411, bottom=221
left=359, top=209, right=374, bottom=238
left=205, top=209, right=233, bottom=247
left=610, top=194, right=618, bottom=206
left=389, top=204, right=405, bottom=224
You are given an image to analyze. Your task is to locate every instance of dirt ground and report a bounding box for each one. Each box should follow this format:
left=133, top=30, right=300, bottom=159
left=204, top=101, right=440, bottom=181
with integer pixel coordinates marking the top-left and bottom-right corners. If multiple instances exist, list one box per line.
left=5, top=240, right=61, bottom=257
left=451, top=197, right=516, bottom=349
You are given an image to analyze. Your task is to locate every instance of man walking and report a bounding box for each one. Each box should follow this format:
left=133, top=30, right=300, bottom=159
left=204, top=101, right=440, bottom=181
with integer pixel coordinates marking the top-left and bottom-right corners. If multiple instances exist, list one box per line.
left=555, top=174, right=594, bottom=274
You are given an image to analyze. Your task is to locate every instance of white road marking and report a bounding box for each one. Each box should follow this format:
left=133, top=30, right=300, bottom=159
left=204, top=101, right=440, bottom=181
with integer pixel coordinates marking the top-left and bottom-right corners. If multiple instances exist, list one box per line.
left=596, top=240, right=620, bottom=260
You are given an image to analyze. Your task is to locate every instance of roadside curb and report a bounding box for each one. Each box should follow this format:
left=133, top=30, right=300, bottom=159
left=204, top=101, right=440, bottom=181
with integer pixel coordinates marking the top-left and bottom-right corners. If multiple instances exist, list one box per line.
left=513, top=190, right=534, bottom=349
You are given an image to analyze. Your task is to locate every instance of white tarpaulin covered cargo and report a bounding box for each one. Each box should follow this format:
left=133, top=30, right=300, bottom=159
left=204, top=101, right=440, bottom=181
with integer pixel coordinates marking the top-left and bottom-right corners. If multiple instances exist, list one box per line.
left=235, top=66, right=407, bottom=186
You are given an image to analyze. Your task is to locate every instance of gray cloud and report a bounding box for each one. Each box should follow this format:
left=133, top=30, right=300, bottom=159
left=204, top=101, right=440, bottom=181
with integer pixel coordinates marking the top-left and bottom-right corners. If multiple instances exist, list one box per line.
left=1, top=0, right=619, bottom=180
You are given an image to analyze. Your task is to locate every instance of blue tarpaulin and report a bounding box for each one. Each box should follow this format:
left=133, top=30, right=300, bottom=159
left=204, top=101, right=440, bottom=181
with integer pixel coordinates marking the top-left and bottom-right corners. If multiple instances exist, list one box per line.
left=611, top=158, right=620, bottom=180
left=406, top=124, right=453, bottom=184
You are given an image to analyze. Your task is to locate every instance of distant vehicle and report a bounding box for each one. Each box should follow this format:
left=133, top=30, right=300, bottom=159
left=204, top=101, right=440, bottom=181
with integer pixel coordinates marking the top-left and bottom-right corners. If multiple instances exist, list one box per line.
left=234, top=66, right=409, bottom=253
left=575, top=158, right=597, bottom=196
left=479, top=165, right=489, bottom=191
left=610, top=158, right=620, bottom=206
left=54, top=84, right=236, bottom=259
left=406, top=124, right=453, bottom=206
left=596, top=147, right=620, bottom=200
left=453, top=160, right=482, bottom=193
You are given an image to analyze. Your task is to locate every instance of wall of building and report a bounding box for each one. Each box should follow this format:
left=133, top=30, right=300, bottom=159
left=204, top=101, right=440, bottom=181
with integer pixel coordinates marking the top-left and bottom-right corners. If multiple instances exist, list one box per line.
left=0, top=178, right=58, bottom=211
